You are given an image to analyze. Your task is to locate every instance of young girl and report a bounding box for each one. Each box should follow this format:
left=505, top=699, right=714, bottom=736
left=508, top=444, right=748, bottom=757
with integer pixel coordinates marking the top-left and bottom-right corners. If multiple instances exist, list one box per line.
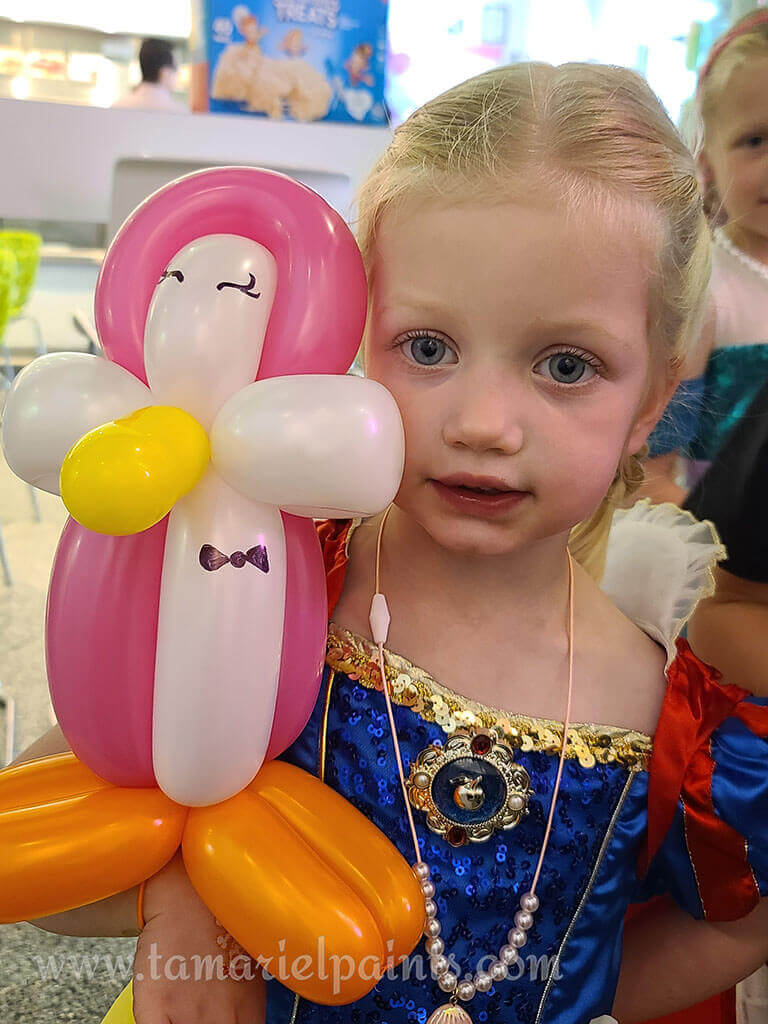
left=20, top=62, right=768, bottom=1024
left=644, top=9, right=768, bottom=502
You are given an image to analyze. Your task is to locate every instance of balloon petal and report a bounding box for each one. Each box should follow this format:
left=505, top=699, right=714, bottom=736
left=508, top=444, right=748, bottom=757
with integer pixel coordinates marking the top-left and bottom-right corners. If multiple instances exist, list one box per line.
left=0, top=754, right=186, bottom=923
left=1, top=353, right=151, bottom=495
left=252, top=761, right=424, bottom=964
left=211, top=375, right=405, bottom=517
left=183, top=761, right=423, bottom=1005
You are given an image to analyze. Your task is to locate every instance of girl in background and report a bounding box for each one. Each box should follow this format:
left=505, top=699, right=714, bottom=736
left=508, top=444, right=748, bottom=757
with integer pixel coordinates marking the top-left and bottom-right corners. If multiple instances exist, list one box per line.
left=645, top=9, right=768, bottom=501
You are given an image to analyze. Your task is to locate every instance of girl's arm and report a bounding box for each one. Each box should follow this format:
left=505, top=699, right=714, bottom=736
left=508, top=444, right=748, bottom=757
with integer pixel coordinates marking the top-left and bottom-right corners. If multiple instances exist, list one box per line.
left=614, top=896, right=768, bottom=1022
left=688, top=567, right=768, bottom=697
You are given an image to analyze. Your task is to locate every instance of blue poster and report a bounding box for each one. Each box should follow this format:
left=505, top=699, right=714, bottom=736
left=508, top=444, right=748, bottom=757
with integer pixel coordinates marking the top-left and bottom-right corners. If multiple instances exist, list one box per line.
left=206, top=0, right=389, bottom=125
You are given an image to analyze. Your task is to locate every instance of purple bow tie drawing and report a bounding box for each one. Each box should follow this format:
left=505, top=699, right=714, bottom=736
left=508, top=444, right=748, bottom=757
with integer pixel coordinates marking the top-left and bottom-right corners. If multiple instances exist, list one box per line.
left=199, top=544, right=270, bottom=573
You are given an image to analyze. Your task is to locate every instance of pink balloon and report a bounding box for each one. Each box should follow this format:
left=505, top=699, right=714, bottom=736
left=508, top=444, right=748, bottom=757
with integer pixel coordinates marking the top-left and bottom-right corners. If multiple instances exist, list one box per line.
left=96, top=167, right=366, bottom=385
left=46, top=519, right=165, bottom=787
left=45, top=168, right=367, bottom=790
left=266, top=514, right=328, bottom=761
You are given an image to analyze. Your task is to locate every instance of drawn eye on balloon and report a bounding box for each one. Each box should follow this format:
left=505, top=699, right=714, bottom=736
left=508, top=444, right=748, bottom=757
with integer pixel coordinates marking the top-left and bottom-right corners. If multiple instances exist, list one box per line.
left=1, top=167, right=405, bottom=809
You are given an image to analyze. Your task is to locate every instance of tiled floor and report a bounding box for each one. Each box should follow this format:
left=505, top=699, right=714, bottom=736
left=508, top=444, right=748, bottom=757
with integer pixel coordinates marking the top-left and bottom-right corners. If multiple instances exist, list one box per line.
left=0, top=447, right=134, bottom=1022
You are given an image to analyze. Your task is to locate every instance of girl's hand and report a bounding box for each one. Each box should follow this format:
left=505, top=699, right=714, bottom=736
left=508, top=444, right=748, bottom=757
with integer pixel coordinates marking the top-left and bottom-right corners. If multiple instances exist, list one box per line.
left=132, top=853, right=266, bottom=1023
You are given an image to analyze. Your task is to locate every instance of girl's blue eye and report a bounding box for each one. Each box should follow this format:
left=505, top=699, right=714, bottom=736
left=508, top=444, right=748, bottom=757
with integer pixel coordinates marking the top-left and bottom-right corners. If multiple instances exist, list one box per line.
left=408, top=334, right=449, bottom=365
left=536, top=352, right=596, bottom=385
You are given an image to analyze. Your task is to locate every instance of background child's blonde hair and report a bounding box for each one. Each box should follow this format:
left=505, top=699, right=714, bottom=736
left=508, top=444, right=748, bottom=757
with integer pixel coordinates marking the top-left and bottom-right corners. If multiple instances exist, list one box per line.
left=693, top=10, right=768, bottom=218
left=356, top=62, right=710, bottom=580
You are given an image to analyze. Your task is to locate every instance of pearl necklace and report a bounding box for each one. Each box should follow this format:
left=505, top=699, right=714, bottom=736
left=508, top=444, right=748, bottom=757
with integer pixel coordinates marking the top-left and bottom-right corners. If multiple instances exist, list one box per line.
left=714, top=228, right=768, bottom=285
left=368, top=508, right=576, bottom=1024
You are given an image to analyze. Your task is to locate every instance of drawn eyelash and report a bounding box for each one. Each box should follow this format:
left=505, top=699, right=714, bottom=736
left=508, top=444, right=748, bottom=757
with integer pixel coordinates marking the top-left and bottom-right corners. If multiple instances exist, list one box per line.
left=159, top=270, right=184, bottom=283
left=216, top=273, right=261, bottom=298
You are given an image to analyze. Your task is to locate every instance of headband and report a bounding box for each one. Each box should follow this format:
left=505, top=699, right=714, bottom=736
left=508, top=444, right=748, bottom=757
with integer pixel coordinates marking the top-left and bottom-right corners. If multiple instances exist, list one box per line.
left=697, top=7, right=768, bottom=85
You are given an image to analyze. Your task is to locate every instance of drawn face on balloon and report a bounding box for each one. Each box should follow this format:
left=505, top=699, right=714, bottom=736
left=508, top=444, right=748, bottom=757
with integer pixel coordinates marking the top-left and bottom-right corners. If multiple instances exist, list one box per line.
left=145, top=235, right=278, bottom=429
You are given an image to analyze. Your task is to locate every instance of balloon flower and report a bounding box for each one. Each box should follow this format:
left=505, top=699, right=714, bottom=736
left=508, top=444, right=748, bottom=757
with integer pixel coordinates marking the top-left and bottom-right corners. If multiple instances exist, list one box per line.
left=0, top=168, right=423, bottom=1005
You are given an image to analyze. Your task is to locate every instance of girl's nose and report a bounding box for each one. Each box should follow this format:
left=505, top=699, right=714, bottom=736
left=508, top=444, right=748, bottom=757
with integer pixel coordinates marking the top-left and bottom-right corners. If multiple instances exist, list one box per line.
left=442, top=375, right=524, bottom=455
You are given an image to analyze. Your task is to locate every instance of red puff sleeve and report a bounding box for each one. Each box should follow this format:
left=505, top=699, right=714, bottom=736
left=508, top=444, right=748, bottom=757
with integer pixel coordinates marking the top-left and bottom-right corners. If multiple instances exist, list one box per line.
left=315, top=519, right=353, bottom=618
left=641, top=638, right=768, bottom=921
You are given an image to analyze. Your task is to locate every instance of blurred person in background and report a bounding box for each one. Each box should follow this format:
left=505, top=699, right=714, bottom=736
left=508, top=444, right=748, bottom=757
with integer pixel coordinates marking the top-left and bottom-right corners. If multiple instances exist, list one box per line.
left=640, top=14, right=768, bottom=1024
left=643, top=10, right=768, bottom=505
left=113, top=38, right=186, bottom=113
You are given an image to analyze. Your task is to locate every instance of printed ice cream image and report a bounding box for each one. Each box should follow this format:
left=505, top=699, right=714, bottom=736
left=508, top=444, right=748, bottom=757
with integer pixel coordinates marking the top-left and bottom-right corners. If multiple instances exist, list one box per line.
left=211, top=6, right=331, bottom=121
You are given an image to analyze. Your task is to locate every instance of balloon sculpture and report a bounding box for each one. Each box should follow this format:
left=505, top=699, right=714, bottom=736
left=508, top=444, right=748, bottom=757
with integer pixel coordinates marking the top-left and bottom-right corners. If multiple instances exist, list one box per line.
left=0, top=168, right=423, bottom=1005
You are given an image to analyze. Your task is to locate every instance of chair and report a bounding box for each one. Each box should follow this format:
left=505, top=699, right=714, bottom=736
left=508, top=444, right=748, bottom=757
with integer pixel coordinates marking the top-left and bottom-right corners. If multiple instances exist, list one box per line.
left=0, top=235, right=43, bottom=587
left=0, top=230, right=46, bottom=361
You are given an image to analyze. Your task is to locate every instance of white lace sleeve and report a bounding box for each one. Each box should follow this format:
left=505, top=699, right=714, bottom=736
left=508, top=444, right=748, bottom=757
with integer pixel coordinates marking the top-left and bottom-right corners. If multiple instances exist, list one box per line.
left=600, top=500, right=725, bottom=666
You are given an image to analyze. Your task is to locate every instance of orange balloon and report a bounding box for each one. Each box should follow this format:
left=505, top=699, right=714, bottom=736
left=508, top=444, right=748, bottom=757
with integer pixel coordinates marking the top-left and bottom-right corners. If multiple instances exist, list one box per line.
left=183, top=760, right=424, bottom=1005
left=0, top=753, right=187, bottom=923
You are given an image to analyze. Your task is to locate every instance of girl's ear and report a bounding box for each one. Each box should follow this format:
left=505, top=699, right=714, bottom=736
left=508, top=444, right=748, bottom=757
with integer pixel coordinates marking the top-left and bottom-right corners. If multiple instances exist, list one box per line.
left=698, top=150, right=714, bottom=192
left=626, top=374, right=680, bottom=455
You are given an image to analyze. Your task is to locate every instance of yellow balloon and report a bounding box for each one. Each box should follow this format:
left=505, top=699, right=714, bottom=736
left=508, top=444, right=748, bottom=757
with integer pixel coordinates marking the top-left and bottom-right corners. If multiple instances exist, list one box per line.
left=60, top=406, right=210, bottom=535
left=102, top=981, right=135, bottom=1024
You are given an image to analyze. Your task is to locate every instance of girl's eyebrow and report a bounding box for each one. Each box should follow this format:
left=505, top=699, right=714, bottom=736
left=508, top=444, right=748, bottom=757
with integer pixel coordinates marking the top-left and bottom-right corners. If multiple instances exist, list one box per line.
left=529, top=318, right=629, bottom=350
left=376, top=294, right=449, bottom=316
left=160, top=269, right=184, bottom=282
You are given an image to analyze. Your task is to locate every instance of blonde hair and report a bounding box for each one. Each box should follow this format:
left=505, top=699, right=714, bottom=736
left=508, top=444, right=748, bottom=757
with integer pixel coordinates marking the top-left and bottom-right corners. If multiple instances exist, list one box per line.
left=695, top=12, right=768, bottom=219
left=698, top=12, right=768, bottom=134
left=357, top=63, right=710, bottom=581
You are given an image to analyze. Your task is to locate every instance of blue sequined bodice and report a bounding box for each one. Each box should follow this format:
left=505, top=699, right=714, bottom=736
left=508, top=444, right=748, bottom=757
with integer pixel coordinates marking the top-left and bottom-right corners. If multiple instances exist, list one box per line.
left=266, top=629, right=654, bottom=1024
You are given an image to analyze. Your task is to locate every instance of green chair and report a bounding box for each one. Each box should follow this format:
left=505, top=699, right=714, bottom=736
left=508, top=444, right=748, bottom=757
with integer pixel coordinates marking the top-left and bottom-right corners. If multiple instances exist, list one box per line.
left=0, top=235, right=43, bottom=585
left=0, top=247, right=18, bottom=585
left=0, top=231, right=45, bottom=365
left=0, top=231, right=41, bottom=318
left=0, top=247, right=18, bottom=378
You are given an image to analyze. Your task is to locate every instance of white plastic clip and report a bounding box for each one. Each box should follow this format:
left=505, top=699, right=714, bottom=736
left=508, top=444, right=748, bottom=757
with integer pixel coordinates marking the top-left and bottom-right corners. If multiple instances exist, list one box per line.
left=369, top=592, right=391, bottom=646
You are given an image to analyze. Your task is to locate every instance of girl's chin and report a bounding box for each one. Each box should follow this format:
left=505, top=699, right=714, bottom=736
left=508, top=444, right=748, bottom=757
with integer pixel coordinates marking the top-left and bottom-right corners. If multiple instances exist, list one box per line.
left=418, top=512, right=532, bottom=557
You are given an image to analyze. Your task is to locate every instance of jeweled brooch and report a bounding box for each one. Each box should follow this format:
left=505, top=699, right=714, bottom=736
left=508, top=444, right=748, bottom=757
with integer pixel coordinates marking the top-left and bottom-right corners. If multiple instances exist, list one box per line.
left=406, top=731, right=532, bottom=846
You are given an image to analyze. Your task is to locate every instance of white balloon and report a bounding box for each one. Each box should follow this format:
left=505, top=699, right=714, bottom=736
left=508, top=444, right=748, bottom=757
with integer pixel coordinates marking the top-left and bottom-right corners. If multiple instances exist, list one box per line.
left=144, top=235, right=278, bottom=431
left=152, top=468, right=287, bottom=806
left=210, top=375, right=405, bottom=517
left=1, top=353, right=152, bottom=494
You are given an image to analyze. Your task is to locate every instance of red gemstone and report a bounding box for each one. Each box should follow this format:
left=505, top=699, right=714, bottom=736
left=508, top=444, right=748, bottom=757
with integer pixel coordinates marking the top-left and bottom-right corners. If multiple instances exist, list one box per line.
left=471, top=733, right=492, bottom=756
left=447, top=826, right=467, bottom=847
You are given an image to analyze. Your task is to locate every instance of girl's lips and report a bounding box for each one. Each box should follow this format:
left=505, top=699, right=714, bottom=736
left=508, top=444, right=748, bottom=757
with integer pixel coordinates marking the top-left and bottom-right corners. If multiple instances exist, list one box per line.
left=430, top=479, right=529, bottom=518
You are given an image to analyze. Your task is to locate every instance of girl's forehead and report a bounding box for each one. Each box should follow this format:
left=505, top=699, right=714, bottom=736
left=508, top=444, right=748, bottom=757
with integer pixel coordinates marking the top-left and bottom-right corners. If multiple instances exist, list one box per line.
left=369, top=199, right=654, bottom=354
left=371, top=196, right=656, bottom=295
left=709, top=55, right=768, bottom=131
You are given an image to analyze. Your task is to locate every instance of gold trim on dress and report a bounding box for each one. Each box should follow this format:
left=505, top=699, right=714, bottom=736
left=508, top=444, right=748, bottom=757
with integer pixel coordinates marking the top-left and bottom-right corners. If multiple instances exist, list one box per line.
left=326, top=624, right=652, bottom=771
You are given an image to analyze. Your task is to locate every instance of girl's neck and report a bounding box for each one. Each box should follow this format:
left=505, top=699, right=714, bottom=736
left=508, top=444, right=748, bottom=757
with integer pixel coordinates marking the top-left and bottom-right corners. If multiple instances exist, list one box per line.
left=374, top=504, right=572, bottom=630
left=724, top=222, right=768, bottom=267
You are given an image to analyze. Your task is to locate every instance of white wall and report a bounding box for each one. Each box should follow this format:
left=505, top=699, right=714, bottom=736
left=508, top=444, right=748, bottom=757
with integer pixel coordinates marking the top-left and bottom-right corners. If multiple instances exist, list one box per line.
left=2, top=97, right=391, bottom=227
